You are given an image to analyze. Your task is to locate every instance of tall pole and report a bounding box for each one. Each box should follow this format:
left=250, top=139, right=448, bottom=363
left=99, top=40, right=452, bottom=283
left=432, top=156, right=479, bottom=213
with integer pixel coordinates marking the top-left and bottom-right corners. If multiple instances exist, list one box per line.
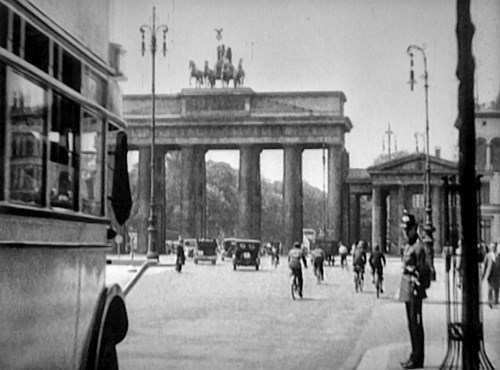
left=141, top=7, right=168, bottom=260
left=407, top=44, right=436, bottom=280
left=457, top=0, right=480, bottom=367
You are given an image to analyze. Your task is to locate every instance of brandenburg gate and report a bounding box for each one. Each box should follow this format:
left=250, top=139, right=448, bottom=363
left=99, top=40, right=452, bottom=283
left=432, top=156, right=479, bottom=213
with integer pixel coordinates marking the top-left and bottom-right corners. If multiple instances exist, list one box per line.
left=123, top=87, right=352, bottom=253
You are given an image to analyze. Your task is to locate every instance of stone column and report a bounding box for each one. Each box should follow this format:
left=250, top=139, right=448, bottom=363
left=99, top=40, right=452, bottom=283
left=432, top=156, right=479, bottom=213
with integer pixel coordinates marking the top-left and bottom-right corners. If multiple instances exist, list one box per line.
left=431, top=185, right=443, bottom=253
left=492, top=214, right=500, bottom=243
left=380, top=191, right=387, bottom=252
left=190, top=147, right=207, bottom=239
left=341, top=150, right=350, bottom=245
left=283, top=145, right=303, bottom=253
left=486, top=143, right=492, bottom=171
left=491, top=172, right=500, bottom=204
left=180, top=146, right=205, bottom=238
left=371, top=185, right=383, bottom=249
left=137, top=147, right=151, bottom=253
left=342, top=184, right=350, bottom=245
left=237, top=145, right=261, bottom=240
left=387, top=188, right=398, bottom=253
left=327, top=144, right=343, bottom=241
left=199, top=151, right=207, bottom=238
left=154, top=146, right=166, bottom=254
left=350, top=194, right=361, bottom=245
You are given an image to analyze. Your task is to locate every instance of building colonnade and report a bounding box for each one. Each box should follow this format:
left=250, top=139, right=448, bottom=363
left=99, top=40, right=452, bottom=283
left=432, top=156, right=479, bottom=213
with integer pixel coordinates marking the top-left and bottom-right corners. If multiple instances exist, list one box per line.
left=134, top=143, right=349, bottom=254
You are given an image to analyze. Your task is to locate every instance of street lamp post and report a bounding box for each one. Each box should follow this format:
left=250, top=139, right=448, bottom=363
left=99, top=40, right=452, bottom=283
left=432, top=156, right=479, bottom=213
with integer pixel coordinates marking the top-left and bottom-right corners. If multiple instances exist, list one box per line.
left=140, top=7, right=168, bottom=260
left=407, top=44, right=436, bottom=279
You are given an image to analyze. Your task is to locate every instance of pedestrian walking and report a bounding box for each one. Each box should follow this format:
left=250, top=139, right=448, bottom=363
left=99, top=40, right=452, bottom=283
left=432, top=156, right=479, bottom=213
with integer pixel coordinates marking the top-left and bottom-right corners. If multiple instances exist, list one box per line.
left=399, top=211, right=431, bottom=369
left=339, top=241, right=349, bottom=270
left=176, top=237, right=186, bottom=273
left=482, top=242, right=500, bottom=308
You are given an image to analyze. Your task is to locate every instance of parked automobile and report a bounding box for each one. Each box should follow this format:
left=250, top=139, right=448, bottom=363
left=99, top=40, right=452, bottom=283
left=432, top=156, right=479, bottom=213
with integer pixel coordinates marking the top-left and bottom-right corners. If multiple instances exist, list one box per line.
left=232, top=239, right=261, bottom=270
left=315, top=239, right=338, bottom=265
left=221, top=238, right=237, bottom=261
left=193, top=238, right=218, bottom=265
left=183, top=239, right=197, bottom=258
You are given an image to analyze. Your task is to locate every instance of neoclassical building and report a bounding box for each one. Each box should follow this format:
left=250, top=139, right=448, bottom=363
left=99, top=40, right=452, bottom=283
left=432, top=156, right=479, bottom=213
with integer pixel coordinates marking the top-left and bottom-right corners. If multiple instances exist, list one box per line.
left=475, top=108, right=500, bottom=244
left=347, top=106, right=500, bottom=253
left=348, top=153, right=457, bottom=254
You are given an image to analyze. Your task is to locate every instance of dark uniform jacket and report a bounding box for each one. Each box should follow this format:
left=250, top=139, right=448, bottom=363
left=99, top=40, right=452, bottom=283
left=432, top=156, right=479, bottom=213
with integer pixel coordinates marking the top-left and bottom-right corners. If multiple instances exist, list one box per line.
left=402, top=239, right=429, bottom=299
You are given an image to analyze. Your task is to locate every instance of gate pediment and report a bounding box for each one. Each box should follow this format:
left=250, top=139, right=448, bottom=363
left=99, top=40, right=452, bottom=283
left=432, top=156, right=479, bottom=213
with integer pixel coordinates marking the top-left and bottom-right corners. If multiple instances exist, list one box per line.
left=367, top=153, right=457, bottom=174
left=367, top=153, right=457, bottom=185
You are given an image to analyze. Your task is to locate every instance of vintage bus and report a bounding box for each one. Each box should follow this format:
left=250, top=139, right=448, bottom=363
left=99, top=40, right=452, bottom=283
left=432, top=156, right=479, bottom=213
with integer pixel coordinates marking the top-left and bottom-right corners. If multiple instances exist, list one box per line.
left=0, top=1, right=142, bottom=368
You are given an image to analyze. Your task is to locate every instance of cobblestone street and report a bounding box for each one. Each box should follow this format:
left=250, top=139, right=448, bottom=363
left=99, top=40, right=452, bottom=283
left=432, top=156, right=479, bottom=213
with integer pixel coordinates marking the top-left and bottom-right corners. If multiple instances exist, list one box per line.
left=107, top=255, right=500, bottom=370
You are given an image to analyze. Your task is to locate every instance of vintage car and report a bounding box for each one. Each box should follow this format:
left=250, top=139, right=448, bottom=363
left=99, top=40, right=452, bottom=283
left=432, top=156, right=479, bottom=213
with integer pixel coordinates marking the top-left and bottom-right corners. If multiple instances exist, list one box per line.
left=193, top=238, right=218, bottom=265
left=232, top=239, right=261, bottom=270
left=183, top=238, right=197, bottom=258
left=315, top=239, right=338, bottom=265
left=221, top=238, right=237, bottom=261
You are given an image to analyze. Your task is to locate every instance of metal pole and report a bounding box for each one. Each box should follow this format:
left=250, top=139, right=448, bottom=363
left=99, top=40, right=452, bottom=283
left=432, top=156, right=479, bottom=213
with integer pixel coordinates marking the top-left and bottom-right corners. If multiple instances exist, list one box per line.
left=141, top=7, right=168, bottom=260
left=407, top=44, right=436, bottom=280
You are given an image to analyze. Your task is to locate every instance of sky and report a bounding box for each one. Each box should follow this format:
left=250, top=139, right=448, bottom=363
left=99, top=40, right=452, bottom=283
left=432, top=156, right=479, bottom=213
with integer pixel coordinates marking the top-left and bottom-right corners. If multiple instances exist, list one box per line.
left=112, top=0, right=500, bottom=190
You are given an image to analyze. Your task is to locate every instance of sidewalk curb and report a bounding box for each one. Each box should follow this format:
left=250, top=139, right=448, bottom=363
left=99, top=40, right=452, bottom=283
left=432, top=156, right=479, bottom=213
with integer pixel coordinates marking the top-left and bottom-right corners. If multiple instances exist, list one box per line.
left=356, top=341, right=499, bottom=370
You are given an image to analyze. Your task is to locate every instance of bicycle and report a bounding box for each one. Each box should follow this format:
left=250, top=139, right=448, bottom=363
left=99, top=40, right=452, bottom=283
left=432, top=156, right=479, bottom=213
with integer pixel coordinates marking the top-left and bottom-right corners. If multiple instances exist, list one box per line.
left=373, top=271, right=383, bottom=298
left=290, top=273, right=302, bottom=300
left=313, top=263, right=323, bottom=284
left=354, top=267, right=364, bottom=292
left=271, top=253, right=279, bottom=268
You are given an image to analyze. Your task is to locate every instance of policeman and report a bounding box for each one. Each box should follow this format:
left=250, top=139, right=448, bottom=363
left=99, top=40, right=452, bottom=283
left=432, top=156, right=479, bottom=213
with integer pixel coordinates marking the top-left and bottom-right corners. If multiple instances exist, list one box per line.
left=399, top=211, right=430, bottom=369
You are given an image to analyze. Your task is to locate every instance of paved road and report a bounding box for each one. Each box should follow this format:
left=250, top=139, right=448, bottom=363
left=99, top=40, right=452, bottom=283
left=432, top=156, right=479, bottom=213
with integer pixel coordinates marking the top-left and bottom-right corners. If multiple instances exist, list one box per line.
left=106, top=256, right=500, bottom=370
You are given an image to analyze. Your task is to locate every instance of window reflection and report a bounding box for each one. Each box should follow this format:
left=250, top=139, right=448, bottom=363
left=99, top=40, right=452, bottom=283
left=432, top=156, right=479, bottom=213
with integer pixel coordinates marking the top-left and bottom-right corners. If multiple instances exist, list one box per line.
left=80, top=111, right=103, bottom=216
left=7, top=69, right=47, bottom=205
left=49, top=94, right=79, bottom=210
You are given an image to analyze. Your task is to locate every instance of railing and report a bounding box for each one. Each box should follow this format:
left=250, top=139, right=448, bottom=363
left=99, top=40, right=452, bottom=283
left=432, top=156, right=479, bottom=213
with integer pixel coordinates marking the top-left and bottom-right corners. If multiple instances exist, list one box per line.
left=123, top=260, right=158, bottom=297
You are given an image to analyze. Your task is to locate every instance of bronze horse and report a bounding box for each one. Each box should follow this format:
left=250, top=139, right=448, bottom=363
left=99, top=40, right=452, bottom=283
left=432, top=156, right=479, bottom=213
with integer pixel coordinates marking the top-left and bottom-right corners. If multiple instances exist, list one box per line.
left=204, top=61, right=217, bottom=88
left=189, top=60, right=204, bottom=88
left=200, top=46, right=245, bottom=88
left=233, top=58, right=245, bottom=87
left=205, top=59, right=235, bottom=88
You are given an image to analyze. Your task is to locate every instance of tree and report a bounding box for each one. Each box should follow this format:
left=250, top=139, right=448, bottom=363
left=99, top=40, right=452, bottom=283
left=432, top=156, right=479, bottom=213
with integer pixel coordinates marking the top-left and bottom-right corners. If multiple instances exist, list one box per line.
left=128, top=155, right=330, bottom=244
left=372, top=150, right=410, bottom=165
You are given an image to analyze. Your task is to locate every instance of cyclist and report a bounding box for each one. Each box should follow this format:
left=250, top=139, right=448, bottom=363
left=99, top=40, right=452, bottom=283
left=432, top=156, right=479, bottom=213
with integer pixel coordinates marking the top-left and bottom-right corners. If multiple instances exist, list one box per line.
left=369, top=244, right=386, bottom=293
left=353, top=240, right=367, bottom=292
left=310, top=246, right=326, bottom=281
left=271, top=242, right=280, bottom=267
left=288, top=241, right=308, bottom=298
